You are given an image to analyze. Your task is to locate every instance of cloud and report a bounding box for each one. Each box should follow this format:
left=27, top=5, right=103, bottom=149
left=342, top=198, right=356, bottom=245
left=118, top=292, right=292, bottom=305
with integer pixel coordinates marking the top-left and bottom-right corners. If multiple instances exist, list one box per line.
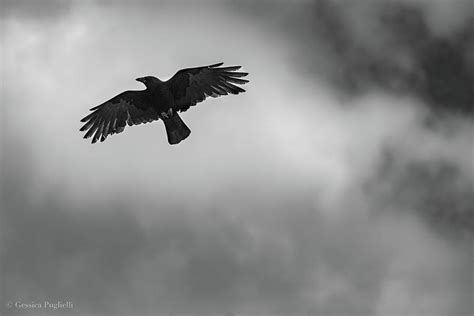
left=1, top=1, right=473, bottom=316
left=402, top=0, right=474, bottom=37
left=231, top=0, right=474, bottom=116
left=0, top=0, right=72, bottom=21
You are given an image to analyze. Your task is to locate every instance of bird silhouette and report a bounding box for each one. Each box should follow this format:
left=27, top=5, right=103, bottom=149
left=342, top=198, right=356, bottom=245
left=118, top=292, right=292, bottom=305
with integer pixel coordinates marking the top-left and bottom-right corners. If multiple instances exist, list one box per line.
left=80, top=63, right=248, bottom=144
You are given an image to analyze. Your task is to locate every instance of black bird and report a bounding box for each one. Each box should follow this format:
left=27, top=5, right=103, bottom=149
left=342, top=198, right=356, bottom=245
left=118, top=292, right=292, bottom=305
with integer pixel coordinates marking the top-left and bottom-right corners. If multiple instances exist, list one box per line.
left=80, top=63, right=249, bottom=144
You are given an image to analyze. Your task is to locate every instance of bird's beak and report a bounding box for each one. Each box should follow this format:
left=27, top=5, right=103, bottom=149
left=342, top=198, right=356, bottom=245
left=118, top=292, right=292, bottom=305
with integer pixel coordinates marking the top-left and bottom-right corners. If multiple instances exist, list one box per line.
left=136, top=77, right=144, bottom=83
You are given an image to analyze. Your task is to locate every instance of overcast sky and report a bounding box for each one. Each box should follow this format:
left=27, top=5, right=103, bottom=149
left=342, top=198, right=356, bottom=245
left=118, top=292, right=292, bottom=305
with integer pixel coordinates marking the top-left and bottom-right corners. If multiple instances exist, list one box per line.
left=1, top=1, right=473, bottom=316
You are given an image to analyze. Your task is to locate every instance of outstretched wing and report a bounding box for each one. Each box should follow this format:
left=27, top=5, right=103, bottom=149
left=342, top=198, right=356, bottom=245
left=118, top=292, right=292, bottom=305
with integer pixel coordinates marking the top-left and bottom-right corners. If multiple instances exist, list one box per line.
left=80, top=90, right=159, bottom=144
left=165, top=62, right=249, bottom=112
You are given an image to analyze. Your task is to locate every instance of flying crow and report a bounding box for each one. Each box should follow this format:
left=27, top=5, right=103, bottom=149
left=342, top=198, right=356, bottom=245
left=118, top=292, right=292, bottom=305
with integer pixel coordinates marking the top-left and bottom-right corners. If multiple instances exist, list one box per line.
left=80, top=63, right=249, bottom=144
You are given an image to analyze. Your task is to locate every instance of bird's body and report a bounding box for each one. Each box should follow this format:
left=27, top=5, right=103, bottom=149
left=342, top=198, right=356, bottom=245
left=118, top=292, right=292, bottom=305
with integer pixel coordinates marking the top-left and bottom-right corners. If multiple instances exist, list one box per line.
left=80, top=63, right=248, bottom=144
left=144, top=79, right=173, bottom=112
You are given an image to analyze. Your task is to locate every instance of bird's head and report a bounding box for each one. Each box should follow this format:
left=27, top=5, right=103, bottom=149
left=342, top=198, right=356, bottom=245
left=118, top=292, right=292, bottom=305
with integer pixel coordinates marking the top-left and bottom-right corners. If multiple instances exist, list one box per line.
left=136, top=76, right=160, bottom=88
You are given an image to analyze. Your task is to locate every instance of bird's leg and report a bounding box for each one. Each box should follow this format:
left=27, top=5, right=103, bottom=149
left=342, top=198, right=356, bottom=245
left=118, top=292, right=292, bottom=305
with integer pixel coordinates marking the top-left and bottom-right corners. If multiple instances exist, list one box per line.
left=161, top=108, right=173, bottom=119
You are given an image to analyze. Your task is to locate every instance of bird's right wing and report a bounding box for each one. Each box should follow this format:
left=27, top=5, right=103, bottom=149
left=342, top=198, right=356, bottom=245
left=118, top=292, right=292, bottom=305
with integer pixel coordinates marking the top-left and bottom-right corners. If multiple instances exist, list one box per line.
left=80, top=90, right=159, bottom=143
left=165, top=62, right=249, bottom=112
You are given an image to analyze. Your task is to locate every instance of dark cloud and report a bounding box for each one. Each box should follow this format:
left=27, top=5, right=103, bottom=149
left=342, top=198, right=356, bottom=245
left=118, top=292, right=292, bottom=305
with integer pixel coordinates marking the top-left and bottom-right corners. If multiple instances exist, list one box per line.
left=418, top=34, right=474, bottom=116
left=370, top=149, right=474, bottom=238
left=0, top=0, right=71, bottom=21
left=231, top=0, right=474, bottom=116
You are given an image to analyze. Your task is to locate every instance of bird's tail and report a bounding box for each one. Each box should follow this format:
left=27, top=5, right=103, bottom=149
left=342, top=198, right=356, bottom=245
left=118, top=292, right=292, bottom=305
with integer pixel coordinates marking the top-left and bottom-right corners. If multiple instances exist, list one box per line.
left=162, top=111, right=191, bottom=145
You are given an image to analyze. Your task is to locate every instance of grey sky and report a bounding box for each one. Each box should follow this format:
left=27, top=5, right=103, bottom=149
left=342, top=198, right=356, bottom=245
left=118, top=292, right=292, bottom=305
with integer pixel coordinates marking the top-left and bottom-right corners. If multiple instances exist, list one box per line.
left=1, top=1, right=473, bottom=316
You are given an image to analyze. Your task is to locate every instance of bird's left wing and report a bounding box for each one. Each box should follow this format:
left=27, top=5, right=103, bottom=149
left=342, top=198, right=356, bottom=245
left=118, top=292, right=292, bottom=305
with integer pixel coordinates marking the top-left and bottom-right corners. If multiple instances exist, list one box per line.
left=80, top=90, right=159, bottom=143
left=165, top=62, right=249, bottom=112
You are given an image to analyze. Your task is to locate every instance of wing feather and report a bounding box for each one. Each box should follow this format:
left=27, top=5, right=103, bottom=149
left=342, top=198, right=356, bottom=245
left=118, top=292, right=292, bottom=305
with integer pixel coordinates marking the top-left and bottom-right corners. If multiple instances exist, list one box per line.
left=80, top=90, right=159, bottom=143
left=165, top=63, right=249, bottom=112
